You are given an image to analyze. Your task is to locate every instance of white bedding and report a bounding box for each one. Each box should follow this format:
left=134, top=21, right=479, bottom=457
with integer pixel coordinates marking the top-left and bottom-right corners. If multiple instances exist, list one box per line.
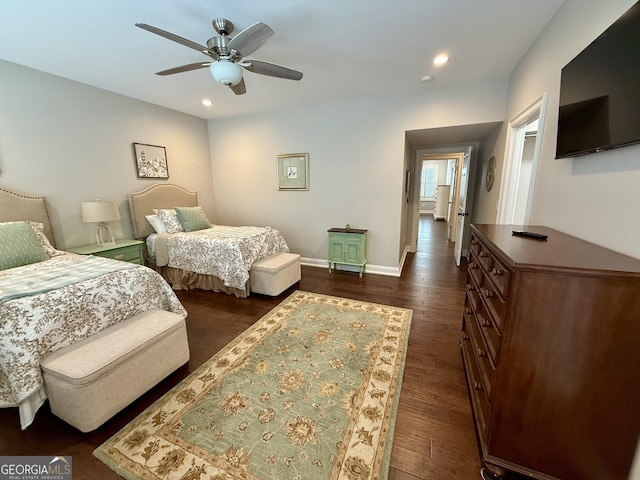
left=156, top=225, right=290, bottom=290
left=0, top=253, right=187, bottom=428
left=146, top=232, right=158, bottom=259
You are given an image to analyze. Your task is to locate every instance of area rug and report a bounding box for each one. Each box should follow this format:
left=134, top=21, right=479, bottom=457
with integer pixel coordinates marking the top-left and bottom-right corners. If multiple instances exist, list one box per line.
left=94, top=291, right=412, bottom=480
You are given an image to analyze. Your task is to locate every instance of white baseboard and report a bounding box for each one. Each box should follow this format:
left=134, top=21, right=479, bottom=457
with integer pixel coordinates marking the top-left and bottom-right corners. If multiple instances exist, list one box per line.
left=300, top=257, right=401, bottom=277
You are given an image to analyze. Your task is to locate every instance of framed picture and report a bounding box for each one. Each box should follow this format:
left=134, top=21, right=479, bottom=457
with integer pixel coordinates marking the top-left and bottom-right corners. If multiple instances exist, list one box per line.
left=277, top=153, right=309, bottom=190
left=133, top=143, right=169, bottom=179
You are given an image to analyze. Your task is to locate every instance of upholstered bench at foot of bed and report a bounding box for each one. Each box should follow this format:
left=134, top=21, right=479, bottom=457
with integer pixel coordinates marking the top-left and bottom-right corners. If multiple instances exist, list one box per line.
left=251, top=252, right=301, bottom=296
left=40, top=309, right=189, bottom=432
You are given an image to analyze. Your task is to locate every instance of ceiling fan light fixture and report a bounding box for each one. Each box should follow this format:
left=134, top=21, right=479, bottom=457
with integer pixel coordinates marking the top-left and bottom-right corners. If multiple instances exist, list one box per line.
left=210, top=60, right=243, bottom=86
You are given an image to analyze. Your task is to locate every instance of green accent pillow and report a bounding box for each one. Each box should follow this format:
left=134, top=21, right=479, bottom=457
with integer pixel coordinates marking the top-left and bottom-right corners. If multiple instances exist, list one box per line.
left=0, top=221, right=50, bottom=270
left=174, top=206, right=212, bottom=232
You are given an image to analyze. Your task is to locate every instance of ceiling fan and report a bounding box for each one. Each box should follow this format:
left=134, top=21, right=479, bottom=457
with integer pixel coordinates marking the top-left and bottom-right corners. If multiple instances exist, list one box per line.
left=135, top=18, right=303, bottom=95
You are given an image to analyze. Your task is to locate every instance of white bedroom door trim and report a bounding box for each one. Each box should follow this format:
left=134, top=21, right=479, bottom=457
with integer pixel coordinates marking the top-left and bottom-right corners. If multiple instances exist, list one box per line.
left=497, top=92, right=548, bottom=225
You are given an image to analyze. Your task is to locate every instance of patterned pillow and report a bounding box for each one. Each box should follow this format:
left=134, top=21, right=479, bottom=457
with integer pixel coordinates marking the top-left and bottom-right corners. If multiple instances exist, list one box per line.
left=153, top=208, right=184, bottom=234
left=28, top=221, right=63, bottom=257
left=0, top=221, right=50, bottom=270
left=175, top=206, right=212, bottom=232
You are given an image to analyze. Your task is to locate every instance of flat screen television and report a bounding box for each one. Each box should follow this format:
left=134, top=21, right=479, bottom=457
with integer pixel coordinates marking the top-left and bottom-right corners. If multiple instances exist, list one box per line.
left=556, top=1, right=640, bottom=159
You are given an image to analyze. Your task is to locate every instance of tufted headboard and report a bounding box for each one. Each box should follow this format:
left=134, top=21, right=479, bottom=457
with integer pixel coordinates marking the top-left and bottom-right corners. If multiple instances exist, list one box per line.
left=128, top=183, right=198, bottom=239
left=0, top=187, right=56, bottom=247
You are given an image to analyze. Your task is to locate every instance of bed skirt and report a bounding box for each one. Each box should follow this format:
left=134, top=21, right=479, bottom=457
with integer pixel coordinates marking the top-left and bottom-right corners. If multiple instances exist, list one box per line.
left=159, top=266, right=250, bottom=298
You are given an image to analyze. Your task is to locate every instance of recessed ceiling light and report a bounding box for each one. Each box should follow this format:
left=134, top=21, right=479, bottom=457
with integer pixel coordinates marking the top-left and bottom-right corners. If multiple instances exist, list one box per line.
left=420, top=75, right=432, bottom=83
left=201, top=99, right=213, bottom=106
left=433, top=54, right=449, bottom=66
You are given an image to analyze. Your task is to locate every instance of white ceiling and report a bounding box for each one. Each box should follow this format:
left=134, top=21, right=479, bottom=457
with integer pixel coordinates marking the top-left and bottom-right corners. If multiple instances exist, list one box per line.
left=0, top=0, right=565, bottom=120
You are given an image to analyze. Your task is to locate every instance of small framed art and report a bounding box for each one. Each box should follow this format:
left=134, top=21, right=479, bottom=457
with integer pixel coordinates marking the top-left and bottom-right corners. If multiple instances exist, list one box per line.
left=133, top=143, right=169, bottom=179
left=277, top=153, right=309, bottom=190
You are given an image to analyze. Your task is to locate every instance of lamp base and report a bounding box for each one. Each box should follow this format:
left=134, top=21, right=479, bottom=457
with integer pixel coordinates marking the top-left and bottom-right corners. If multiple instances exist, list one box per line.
left=96, top=222, right=116, bottom=246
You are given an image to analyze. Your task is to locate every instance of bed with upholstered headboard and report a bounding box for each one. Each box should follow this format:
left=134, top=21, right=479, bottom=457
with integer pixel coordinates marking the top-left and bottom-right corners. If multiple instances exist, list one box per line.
left=128, top=183, right=290, bottom=298
left=129, top=183, right=198, bottom=241
left=0, top=187, right=56, bottom=246
left=0, top=186, right=187, bottom=429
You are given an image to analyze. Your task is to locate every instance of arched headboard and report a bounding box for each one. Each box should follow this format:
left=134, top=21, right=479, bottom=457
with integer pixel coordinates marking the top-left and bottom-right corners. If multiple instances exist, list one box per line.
left=0, top=187, right=56, bottom=247
left=128, top=183, right=198, bottom=239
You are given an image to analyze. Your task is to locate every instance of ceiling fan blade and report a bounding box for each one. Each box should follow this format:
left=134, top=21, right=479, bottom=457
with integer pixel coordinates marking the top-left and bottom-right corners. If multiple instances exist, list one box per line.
left=156, top=62, right=212, bottom=76
left=228, top=22, right=274, bottom=58
left=243, top=60, right=303, bottom=81
left=135, top=23, right=213, bottom=56
left=230, top=78, right=247, bottom=95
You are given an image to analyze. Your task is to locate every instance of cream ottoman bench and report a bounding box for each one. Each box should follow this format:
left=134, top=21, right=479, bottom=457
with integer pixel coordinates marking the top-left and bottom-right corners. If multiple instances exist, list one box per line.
left=41, top=309, right=189, bottom=432
left=251, top=252, right=301, bottom=296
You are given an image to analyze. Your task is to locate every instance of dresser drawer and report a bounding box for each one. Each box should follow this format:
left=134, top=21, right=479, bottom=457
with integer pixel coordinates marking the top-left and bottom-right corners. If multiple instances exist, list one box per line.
left=487, top=255, right=510, bottom=297
left=465, top=310, right=497, bottom=397
left=474, top=297, right=502, bottom=365
left=470, top=233, right=482, bottom=257
left=461, top=318, right=491, bottom=435
left=476, top=242, right=493, bottom=273
left=467, top=251, right=483, bottom=287
left=466, top=267, right=482, bottom=311
left=95, top=245, right=143, bottom=264
left=479, top=270, right=507, bottom=330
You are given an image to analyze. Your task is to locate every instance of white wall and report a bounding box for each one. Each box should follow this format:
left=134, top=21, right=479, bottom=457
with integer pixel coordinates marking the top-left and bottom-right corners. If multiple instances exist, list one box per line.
left=208, top=80, right=507, bottom=271
left=0, top=60, right=212, bottom=249
left=499, top=0, right=640, bottom=258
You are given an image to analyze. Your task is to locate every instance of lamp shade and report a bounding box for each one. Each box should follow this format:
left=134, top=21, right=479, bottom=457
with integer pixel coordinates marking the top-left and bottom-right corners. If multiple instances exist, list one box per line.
left=81, top=200, right=121, bottom=223
left=210, top=60, right=243, bottom=86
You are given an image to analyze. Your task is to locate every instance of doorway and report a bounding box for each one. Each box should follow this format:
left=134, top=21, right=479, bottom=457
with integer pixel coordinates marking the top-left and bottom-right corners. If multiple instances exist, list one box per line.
left=412, top=149, right=470, bottom=265
left=498, top=93, right=548, bottom=224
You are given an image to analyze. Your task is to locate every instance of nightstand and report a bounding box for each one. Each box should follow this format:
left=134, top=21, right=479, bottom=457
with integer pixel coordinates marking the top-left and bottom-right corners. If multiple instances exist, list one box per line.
left=328, top=228, right=367, bottom=277
left=67, top=239, right=145, bottom=265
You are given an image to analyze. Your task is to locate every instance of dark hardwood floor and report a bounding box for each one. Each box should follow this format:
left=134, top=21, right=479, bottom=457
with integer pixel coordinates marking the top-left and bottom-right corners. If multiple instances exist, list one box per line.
left=0, top=216, right=487, bottom=479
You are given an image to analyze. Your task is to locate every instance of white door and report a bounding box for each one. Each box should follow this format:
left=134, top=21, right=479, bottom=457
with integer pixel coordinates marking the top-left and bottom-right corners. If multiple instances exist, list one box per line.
left=447, top=161, right=458, bottom=240
left=454, top=158, right=470, bottom=266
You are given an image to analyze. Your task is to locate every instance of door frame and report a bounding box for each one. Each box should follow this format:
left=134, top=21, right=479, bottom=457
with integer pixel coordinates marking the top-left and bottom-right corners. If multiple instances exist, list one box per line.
left=497, top=92, right=548, bottom=224
left=410, top=148, right=468, bottom=255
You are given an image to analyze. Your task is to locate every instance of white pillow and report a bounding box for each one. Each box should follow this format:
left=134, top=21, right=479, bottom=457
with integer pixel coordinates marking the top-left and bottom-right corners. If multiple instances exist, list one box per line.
left=145, top=214, right=167, bottom=233
left=153, top=208, right=184, bottom=234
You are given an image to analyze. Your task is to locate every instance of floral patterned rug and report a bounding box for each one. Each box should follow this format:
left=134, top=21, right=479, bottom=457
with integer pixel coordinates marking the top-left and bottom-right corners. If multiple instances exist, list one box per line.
left=94, top=291, right=412, bottom=480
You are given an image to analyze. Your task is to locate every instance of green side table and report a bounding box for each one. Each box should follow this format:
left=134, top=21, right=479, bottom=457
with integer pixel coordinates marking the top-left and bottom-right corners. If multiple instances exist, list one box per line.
left=328, top=228, right=367, bottom=277
left=67, top=239, right=145, bottom=265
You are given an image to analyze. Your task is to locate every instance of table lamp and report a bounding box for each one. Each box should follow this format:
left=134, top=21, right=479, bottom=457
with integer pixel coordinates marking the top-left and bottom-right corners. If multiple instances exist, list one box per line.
left=81, top=200, right=121, bottom=246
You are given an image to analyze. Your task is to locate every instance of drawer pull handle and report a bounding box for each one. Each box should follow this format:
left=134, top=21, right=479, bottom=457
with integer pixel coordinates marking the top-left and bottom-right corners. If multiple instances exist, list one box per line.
left=473, top=381, right=483, bottom=391
left=491, top=268, right=503, bottom=276
left=465, top=307, right=472, bottom=314
left=477, top=348, right=487, bottom=358
left=462, top=332, right=470, bottom=341
left=471, top=239, right=478, bottom=245
left=466, top=284, right=475, bottom=291
left=479, top=252, right=488, bottom=258
left=469, top=262, right=478, bottom=269
left=480, top=318, right=491, bottom=328
left=114, top=254, right=124, bottom=260
left=483, top=289, right=493, bottom=298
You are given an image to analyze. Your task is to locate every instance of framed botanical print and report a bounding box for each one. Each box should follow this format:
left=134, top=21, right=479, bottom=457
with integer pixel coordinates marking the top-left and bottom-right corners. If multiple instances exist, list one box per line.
left=277, top=153, right=309, bottom=190
left=133, top=143, right=169, bottom=179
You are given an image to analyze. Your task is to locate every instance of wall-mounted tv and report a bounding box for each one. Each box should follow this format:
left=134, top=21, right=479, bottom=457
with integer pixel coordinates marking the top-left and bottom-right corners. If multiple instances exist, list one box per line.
left=556, top=1, right=640, bottom=159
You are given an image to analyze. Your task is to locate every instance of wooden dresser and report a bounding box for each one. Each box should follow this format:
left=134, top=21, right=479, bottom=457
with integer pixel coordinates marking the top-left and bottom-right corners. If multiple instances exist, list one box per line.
left=461, top=224, right=640, bottom=480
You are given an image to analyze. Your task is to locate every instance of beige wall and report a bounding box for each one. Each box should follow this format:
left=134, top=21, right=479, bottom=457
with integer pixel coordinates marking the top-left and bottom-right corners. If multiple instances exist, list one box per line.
left=480, top=0, right=640, bottom=258
left=207, top=82, right=507, bottom=273
left=0, top=60, right=212, bottom=249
